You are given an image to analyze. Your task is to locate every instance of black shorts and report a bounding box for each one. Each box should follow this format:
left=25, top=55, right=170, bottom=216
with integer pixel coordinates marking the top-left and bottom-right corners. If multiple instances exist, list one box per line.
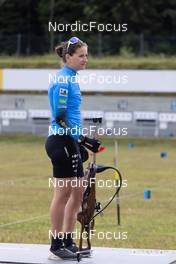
left=45, top=134, right=84, bottom=178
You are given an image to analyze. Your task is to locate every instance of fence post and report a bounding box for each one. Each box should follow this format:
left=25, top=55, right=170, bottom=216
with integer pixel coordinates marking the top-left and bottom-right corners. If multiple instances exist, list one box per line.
left=139, top=33, right=144, bottom=56
left=98, top=32, right=102, bottom=57
left=16, top=33, right=21, bottom=56
left=49, top=0, right=55, bottom=52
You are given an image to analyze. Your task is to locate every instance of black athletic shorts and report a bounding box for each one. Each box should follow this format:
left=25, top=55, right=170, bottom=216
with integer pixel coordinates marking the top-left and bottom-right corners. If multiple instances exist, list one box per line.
left=45, top=134, right=84, bottom=178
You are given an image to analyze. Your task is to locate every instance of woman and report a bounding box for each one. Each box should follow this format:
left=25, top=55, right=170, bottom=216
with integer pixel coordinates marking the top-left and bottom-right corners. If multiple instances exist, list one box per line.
left=45, top=37, right=88, bottom=260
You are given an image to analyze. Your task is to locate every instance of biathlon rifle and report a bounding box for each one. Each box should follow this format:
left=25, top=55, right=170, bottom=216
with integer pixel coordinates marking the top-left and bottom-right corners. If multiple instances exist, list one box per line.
left=77, top=118, right=122, bottom=251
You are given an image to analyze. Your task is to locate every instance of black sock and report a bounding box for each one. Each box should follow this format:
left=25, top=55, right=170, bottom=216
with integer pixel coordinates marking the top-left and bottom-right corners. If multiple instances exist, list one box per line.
left=63, top=232, right=73, bottom=247
left=50, top=235, right=63, bottom=250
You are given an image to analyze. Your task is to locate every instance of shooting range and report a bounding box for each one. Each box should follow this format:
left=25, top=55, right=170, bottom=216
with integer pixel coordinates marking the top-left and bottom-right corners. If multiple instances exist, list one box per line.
left=0, top=0, right=176, bottom=263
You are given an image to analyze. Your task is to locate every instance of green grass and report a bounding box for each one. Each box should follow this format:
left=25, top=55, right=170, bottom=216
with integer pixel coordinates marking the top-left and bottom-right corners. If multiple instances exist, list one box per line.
left=0, top=134, right=176, bottom=249
left=0, top=54, right=176, bottom=69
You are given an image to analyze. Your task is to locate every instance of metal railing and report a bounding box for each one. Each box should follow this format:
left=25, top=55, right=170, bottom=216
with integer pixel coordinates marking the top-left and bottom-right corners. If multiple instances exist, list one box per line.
left=0, top=33, right=176, bottom=56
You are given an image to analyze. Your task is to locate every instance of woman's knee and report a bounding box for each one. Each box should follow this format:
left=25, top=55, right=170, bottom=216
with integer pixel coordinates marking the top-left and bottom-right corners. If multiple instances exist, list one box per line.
left=52, top=185, right=72, bottom=204
left=54, top=189, right=71, bottom=203
left=71, top=187, right=84, bottom=205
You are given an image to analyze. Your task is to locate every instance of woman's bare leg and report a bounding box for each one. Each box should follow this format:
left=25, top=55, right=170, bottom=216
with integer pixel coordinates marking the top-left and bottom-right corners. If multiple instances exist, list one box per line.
left=50, top=178, right=72, bottom=235
left=63, top=177, right=84, bottom=233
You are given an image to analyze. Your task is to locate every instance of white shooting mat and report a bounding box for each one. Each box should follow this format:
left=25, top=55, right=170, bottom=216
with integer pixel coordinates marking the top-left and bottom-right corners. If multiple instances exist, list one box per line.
left=0, top=243, right=176, bottom=264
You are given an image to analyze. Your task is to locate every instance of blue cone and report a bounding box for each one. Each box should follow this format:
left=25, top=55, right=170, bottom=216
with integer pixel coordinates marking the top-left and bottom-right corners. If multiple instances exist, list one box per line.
left=128, top=143, right=134, bottom=149
left=160, top=152, right=167, bottom=158
left=144, top=189, right=151, bottom=200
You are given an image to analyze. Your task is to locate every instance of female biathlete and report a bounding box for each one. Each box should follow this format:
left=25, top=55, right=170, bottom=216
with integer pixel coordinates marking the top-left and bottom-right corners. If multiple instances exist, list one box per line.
left=45, top=37, right=99, bottom=260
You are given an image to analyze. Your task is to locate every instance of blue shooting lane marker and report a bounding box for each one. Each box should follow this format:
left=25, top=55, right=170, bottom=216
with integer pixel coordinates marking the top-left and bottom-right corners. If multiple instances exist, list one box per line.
left=160, top=152, right=168, bottom=158
left=144, top=189, right=151, bottom=200
left=128, top=143, right=134, bottom=149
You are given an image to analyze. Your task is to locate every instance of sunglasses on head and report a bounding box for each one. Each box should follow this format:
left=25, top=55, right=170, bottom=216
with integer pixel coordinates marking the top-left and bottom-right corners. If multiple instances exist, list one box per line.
left=67, top=37, right=82, bottom=52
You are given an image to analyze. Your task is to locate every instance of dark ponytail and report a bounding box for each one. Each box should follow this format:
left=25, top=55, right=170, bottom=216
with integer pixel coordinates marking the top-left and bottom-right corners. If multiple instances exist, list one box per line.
left=55, top=42, right=67, bottom=62
left=55, top=38, right=87, bottom=63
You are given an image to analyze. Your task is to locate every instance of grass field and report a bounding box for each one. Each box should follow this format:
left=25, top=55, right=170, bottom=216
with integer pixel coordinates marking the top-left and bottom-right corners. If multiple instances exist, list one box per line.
left=1, top=55, right=176, bottom=69
left=0, top=134, right=175, bottom=250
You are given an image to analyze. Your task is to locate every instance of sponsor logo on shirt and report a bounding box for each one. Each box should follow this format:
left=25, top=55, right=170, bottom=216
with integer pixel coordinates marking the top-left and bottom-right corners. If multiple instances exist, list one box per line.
left=59, top=88, right=68, bottom=97
left=59, top=98, right=67, bottom=104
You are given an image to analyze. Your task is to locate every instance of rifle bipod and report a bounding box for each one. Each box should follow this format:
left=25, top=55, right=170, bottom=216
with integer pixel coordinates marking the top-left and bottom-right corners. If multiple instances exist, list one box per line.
left=77, top=163, right=122, bottom=253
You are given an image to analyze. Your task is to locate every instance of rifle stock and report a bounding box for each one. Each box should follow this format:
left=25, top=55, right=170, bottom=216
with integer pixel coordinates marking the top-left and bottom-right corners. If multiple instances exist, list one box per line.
left=77, top=163, right=96, bottom=250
